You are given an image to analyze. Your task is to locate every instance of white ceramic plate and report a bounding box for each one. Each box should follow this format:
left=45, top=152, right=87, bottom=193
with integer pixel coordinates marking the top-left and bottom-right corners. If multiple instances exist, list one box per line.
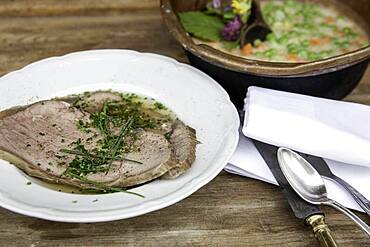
left=0, top=50, right=239, bottom=222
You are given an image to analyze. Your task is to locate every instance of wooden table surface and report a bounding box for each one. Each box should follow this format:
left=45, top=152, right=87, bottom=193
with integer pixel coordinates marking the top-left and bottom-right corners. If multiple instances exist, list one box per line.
left=0, top=1, right=369, bottom=246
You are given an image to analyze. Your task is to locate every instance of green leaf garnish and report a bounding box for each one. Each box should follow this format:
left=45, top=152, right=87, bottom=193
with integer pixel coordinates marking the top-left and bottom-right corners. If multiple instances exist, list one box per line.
left=179, top=11, right=224, bottom=41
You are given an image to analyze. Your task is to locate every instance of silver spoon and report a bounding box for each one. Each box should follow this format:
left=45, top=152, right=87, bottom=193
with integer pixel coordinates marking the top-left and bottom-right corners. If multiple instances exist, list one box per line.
left=277, top=147, right=370, bottom=236
left=300, top=153, right=370, bottom=215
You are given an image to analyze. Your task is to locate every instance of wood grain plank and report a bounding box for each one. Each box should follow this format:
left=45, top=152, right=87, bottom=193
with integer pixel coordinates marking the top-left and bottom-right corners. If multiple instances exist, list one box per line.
left=0, top=1, right=369, bottom=246
left=0, top=13, right=185, bottom=76
left=0, top=0, right=158, bottom=17
left=0, top=173, right=369, bottom=246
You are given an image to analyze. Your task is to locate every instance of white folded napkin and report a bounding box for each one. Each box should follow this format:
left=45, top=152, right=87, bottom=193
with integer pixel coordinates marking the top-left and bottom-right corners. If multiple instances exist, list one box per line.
left=244, top=86, right=370, bottom=168
left=225, top=87, right=370, bottom=212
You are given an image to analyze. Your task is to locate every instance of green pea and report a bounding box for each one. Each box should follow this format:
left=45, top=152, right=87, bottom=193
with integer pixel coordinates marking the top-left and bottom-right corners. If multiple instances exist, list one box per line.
left=302, top=23, right=314, bottom=30
left=319, top=50, right=333, bottom=58
left=264, top=48, right=277, bottom=58
left=278, top=35, right=289, bottom=45
left=284, top=0, right=295, bottom=6
left=301, top=40, right=310, bottom=48
left=266, top=33, right=276, bottom=42
left=275, top=10, right=286, bottom=21
left=298, top=50, right=309, bottom=60
left=254, top=51, right=263, bottom=58
left=307, top=51, right=320, bottom=60
left=343, top=27, right=352, bottom=35
left=254, top=39, right=262, bottom=46
left=287, top=30, right=301, bottom=37
left=334, top=40, right=350, bottom=48
left=287, top=43, right=299, bottom=53
left=265, top=16, right=275, bottom=26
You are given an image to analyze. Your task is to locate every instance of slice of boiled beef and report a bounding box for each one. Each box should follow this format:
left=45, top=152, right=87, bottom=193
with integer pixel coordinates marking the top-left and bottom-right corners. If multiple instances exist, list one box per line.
left=81, top=91, right=173, bottom=134
left=81, top=91, right=122, bottom=113
left=163, top=120, right=197, bottom=178
left=80, top=91, right=198, bottom=179
left=0, top=100, right=178, bottom=189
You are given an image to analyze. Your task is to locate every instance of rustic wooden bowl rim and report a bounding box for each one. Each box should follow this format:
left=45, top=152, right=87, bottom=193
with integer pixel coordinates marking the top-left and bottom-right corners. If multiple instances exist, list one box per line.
left=160, top=0, right=370, bottom=76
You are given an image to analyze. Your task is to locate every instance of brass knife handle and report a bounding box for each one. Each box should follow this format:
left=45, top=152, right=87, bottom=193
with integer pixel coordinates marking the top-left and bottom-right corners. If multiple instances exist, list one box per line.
left=306, top=214, right=338, bottom=247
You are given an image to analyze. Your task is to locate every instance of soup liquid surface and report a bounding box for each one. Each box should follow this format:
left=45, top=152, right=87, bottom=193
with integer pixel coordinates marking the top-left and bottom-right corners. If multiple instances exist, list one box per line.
left=196, top=0, right=369, bottom=62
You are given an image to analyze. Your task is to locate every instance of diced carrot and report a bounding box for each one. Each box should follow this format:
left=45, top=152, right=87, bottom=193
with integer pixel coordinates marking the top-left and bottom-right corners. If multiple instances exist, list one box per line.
left=322, top=36, right=332, bottom=44
left=352, top=40, right=360, bottom=46
left=287, top=53, right=298, bottom=61
left=325, top=16, right=334, bottom=24
left=310, top=39, right=321, bottom=46
left=256, top=43, right=265, bottom=49
left=360, top=35, right=368, bottom=42
left=241, top=43, right=253, bottom=56
left=334, top=29, right=344, bottom=36
left=256, top=44, right=266, bottom=52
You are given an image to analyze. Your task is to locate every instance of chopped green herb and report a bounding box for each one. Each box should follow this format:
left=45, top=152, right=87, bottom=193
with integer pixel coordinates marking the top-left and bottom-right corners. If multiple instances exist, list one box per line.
left=164, top=132, right=172, bottom=140
left=60, top=149, right=141, bottom=164
left=65, top=172, right=144, bottom=197
left=58, top=91, right=171, bottom=197
left=154, top=102, right=166, bottom=110
left=26, top=181, right=32, bottom=185
left=76, top=120, right=90, bottom=133
left=105, top=116, right=134, bottom=173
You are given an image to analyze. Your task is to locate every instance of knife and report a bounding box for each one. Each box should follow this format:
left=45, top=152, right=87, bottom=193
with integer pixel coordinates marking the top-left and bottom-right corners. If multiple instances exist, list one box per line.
left=253, top=140, right=338, bottom=247
left=300, top=153, right=370, bottom=215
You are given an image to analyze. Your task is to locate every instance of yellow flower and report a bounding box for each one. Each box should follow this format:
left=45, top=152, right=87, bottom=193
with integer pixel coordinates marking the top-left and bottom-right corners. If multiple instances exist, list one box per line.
left=231, top=0, right=252, bottom=15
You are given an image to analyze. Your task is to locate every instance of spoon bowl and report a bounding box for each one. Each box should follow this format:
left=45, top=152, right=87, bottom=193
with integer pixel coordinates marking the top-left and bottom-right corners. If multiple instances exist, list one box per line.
left=277, top=147, right=370, bottom=236
left=240, top=0, right=272, bottom=47
left=277, top=148, right=327, bottom=203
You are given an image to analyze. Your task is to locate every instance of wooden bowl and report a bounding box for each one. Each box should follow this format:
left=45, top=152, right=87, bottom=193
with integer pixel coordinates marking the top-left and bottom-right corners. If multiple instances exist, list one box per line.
left=161, top=0, right=370, bottom=108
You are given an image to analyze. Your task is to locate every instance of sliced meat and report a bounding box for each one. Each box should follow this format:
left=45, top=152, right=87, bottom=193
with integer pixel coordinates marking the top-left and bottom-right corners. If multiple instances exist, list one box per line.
left=82, top=91, right=122, bottom=113
left=80, top=91, right=174, bottom=134
left=86, top=130, right=178, bottom=188
left=0, top=100, right=178, bottom=189
left=163, top=120, right=197, bottom=179
left=0, top=100, right=89, bottom=177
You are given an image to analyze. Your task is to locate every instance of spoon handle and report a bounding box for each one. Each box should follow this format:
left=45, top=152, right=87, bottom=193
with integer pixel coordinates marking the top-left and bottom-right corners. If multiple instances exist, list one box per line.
left=328, top=200, right=370, bottom=236
left=331, top=175, right=370, bottom=215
